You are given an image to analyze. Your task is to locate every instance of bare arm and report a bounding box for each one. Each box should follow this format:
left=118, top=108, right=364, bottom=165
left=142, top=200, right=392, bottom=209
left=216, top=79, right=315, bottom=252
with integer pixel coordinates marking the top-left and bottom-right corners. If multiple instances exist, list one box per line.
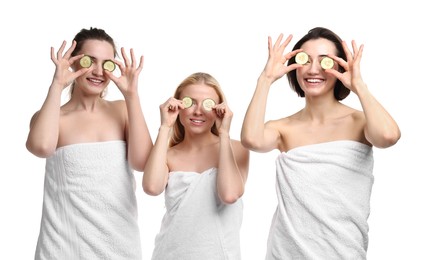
left=26, top=41, right=88, bottom=157
left=241, top=34, right=302, bottom=152
left=108, top=48, right=153, bottom=171
left=328, top=41, right=401, bottom=148
left=214, top=102, right=250, bottom=204
left=142, top=98, right=183, bottom=196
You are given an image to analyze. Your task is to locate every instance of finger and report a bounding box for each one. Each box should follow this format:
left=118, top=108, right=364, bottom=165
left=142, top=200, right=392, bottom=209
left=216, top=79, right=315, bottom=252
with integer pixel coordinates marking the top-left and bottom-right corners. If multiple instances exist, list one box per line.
left=130, top=48, right=136, bottom=68
left=50, top=47, right=57, bottom=63
left=136, top=55, right=144, bottom=73
left=278, top=34, right=292, bottom=54
left=56, top=40, right=67, bottom=59
left=356, top=44, right=364, bottom=61
left=341, top=41, right=353, bottom=62
left=121, top=47, right=130, bottom=67
left=69, top=53, right=85, bottom=65
left=63, top=41, right=76, bottom=59
left=351, top=40, right=358, bottom=52
left=274, top=33, right=283, bottom=50
left=112, top=59, right=125, bottom=73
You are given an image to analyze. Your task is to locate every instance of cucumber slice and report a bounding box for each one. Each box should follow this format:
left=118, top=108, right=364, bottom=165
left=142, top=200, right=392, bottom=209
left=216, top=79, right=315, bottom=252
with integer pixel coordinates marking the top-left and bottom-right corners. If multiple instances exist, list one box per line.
left=321, top=57, right=334, bottom=69
left=202, top=98, right=216, bottom=111
left=182, top=96, right=193, bottom=108
left=103, top=60, right=116, bottom=72
left=295, top=52, right=308, bottom=65
left=79, top=55, right=92, bottom=68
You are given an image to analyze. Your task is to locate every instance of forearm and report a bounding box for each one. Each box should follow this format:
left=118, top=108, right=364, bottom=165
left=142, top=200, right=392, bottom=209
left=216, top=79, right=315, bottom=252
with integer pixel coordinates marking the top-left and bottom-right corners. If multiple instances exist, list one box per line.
left=142, top=125, right=171, bottom=196
left=125, top=94, right=153, bottom=171
left=241, top=73, right=272, bottom=149
left=357, top=84, right=401, bottom=148
left=217, top=134, right=245, bottom=204
left=26, top=84, right=63, bottom=157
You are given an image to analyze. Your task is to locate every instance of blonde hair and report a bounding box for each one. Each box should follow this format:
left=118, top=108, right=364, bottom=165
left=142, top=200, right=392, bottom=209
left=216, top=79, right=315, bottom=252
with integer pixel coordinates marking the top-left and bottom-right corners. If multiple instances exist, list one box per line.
left=169, top=72, right=225, bottom=147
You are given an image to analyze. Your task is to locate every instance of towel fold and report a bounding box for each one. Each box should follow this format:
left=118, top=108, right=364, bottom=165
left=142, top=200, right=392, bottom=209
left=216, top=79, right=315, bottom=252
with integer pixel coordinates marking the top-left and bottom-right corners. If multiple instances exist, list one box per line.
left=266, top=140, right=374, bottom=260
left=151, top=168, right=243, bottom=260
left=35, top=141, right=142, bottom=260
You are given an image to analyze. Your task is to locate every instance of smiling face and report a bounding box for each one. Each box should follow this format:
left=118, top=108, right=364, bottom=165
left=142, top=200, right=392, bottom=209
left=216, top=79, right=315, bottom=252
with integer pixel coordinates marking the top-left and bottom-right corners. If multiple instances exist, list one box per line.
left=178, top=83, right=220, bottom=136
left=295, top=38, right=339, bottom=98
left=73, top=39, right=115, bottom=97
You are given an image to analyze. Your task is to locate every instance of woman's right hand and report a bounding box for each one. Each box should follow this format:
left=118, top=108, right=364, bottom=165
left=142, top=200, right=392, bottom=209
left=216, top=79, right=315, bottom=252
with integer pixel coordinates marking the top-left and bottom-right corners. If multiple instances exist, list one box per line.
left=262, top=33, right=302, bottom=83
left=50, top=40, right=89, bottom=89
left=159, top=97, right=184, bottom=128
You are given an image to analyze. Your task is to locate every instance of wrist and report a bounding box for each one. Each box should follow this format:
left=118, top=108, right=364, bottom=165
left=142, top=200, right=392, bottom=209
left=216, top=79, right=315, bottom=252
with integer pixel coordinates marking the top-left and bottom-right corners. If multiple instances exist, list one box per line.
left=219, top=131, right=230, bottom=138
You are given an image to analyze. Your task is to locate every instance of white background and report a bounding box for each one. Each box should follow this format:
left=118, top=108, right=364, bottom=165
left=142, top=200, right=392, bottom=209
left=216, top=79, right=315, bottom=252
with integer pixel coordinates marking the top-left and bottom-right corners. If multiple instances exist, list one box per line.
left=1, top=0, right=423, bottom=259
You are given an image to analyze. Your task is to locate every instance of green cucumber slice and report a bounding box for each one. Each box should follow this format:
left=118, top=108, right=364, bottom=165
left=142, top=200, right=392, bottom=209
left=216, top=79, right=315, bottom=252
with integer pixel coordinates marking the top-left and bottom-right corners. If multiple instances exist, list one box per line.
left=103, top=60, right=116, bottom=72
left=295, top=52, right=308, bottom=65
left=79, top=55, right=92, bottom=68
left=182, top=96, right=193, bottom=108
left=321, top=57, right=334, bottom=69
left=202, top=98, right=216, bottom=111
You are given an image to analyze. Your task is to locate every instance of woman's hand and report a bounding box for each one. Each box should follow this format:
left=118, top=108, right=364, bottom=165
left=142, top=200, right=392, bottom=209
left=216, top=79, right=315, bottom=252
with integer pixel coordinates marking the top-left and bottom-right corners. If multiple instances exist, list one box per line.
left=160, top=97, right=184, bottom=128
left=213, top=102, right=233, bottom=136
left=326, top=40, right=366, bottom=94
left=107, top=47, right=143, bottom=97
left=262, top=33, right=302, bottom=83
left=50, top=40, right=89, bottom=89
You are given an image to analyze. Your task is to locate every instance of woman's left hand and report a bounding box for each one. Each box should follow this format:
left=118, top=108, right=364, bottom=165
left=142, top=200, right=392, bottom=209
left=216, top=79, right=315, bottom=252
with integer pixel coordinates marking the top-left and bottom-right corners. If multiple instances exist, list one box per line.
left=326, top=40, right=366, bottom=94
left=214, top=102, right=233, bottom=136
left=106, top=47, right=143, bottom=97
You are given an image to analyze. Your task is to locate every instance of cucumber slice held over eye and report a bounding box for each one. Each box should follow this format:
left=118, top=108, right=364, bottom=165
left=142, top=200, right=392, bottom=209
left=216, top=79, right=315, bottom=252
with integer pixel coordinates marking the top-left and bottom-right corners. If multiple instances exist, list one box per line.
left=202, top=98, right=216, bottom=111
left=182, top=96, right=193, bottom=108
left=79, top=55, right=92, bottom=68
left=103, top=60, right=116, bottom=72
left=321, top=57, right=334, bottom=69
left=295, top=52, right=308, bottom=65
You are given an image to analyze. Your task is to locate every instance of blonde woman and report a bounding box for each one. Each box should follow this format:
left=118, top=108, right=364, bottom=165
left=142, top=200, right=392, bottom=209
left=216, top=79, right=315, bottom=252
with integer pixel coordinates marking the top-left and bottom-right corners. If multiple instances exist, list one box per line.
left=143, top=72, right=249, bottom=260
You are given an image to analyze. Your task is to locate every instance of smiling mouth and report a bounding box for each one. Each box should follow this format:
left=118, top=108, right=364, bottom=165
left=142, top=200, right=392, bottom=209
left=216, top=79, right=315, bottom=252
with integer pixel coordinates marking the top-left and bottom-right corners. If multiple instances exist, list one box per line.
left=306, top=78, right=324, bottom=83
left=190, top=119, right=205, bottom=124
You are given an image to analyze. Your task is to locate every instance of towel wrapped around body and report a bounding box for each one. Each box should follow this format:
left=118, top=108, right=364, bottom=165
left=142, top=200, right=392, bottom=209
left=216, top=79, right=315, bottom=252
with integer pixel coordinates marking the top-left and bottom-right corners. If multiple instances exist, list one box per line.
left=266, top=140, right=374, bottom=260
left=151, top=167, right=243, bottom=260
left=35, top=141, right=142, bottom=260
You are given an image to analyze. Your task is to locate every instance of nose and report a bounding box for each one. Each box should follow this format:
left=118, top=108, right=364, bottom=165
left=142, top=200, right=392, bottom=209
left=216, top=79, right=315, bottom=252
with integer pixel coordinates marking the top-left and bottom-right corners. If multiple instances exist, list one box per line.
left=306, top=59, right=321, bottom=74
left=92, top=61, right=104, bottom=76
left=193, top=103, right=203, bottom=115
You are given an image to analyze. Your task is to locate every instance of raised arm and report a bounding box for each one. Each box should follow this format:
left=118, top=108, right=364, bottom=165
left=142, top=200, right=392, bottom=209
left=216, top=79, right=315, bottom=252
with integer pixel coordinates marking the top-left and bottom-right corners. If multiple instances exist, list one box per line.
left=142, top=98, right=183, bottom=196
left=328, top=41, right=401, bottom=148
left=213, top=102, right=250, bottom=204
left=241, top=34, right=302, bottom=152
left=107, top=48, right=153, bottom=171
left=26, top=41, right=88, bottom=157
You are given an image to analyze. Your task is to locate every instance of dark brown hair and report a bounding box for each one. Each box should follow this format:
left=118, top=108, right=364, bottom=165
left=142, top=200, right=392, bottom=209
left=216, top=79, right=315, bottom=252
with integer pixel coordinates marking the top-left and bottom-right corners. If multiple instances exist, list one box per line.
left=69, top=27, right=117, bottom=98
left=287, top=27, right=350, bottom=100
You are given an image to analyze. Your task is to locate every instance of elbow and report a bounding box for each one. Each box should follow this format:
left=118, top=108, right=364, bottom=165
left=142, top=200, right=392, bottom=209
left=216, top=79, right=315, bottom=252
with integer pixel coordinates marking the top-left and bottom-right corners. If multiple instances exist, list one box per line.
left=373, top=129, right=402, bottom=149
left=142, top=182, right=164, bottom=196
left=240, top=135, right=258, bottom=150
left=219, top=189, right=244, bottom=205
left=382, top=133, right=401, bottom=148
left=26, top=141, right=55, bottom=158
left=129, top=160, right=146, bottom=172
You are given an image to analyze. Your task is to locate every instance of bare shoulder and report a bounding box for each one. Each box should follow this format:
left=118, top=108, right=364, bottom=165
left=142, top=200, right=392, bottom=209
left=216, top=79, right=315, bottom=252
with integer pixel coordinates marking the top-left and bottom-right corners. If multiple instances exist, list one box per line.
left=265, top=114, right=297, bottom=134
left=108, top=99, right=126, bottom=110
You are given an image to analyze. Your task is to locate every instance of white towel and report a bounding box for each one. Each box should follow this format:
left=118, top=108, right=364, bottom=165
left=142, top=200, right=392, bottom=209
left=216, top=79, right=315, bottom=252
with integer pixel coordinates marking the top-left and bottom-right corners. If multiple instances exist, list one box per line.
left=151, top=168, right=243, bottom=260
left=266, top=140, right=374, bottom=260
left=35, top=141, right=142, bottom=260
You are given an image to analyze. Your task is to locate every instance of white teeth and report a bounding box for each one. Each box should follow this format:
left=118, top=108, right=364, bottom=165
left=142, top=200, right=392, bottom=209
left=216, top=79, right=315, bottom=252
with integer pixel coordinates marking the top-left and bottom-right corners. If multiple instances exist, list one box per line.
left=89, top=79, right=102, bottom=83
left=191, top=120, right=203, bottom=123
left=307, top=79, right=322, bottom=83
